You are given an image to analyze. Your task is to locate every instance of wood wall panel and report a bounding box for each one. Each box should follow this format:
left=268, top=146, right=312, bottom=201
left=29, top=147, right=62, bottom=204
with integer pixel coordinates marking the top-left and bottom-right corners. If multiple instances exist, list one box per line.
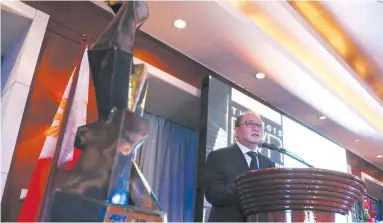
left=1, top=28, right=85, bottom=222
left=347, top=150, right=383, bottom=182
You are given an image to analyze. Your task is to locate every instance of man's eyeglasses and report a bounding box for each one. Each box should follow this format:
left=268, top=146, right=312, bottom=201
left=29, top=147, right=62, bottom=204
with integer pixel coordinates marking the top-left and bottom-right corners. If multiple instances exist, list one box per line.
left=239, top=121, right=265, bottom=129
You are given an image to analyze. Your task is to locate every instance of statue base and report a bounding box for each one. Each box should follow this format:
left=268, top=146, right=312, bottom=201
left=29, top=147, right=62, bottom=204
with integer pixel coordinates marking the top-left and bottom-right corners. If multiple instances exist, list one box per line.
left=46, top=189, right=166, bottom=222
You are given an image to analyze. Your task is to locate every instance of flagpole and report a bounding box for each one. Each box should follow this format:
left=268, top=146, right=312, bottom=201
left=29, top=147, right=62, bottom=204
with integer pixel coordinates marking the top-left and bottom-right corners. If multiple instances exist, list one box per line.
left=38, top=34, right=90, bottom=221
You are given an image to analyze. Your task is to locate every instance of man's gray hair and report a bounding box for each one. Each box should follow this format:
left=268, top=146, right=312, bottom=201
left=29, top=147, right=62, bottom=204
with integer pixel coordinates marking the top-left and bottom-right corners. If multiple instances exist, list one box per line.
left=234, top=111, right=260, bottom=128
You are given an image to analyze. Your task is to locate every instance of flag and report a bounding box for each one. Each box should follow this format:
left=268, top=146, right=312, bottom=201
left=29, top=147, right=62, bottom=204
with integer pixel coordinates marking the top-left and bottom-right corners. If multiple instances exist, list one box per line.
left=18, top=47, right=89, bottom=222
left=58, top=46, right=90, bottom=169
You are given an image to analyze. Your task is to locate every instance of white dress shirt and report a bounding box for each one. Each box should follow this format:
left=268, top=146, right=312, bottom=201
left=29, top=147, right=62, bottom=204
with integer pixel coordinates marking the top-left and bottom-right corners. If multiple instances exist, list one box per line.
left=236, top=141, right=259, bottom=168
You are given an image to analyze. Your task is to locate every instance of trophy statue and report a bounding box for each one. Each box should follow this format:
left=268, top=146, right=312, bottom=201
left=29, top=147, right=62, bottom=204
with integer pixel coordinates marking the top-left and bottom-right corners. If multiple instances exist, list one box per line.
left=46, top=1, right=166, bottom=222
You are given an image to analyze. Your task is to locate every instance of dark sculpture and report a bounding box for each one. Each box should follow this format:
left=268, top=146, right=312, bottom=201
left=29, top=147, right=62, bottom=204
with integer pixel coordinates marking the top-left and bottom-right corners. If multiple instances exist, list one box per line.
left=87, top=0, right=149, bottom=121
left=46, top=1, right=165, bottom=222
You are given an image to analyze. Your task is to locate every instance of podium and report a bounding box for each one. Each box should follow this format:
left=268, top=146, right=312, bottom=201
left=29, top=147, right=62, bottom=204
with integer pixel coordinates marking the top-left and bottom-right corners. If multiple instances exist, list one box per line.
left=236, top=168, right=366, bottom=222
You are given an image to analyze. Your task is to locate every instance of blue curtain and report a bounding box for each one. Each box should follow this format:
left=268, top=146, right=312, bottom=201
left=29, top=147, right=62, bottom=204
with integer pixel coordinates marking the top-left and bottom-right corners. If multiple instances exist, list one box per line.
left=135, top=112, right=198, bottom=222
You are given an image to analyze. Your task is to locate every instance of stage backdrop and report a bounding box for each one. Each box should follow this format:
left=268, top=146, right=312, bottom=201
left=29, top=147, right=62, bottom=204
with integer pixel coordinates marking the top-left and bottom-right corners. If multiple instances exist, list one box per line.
left=135, top=112, right=198, bottom=222
left=201, top=76, right=348, bottom=222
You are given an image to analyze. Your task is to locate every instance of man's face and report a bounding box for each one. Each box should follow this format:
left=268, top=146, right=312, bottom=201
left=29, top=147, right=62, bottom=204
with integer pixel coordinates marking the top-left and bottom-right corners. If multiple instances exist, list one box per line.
left=235, top=113, right=265, bottom=146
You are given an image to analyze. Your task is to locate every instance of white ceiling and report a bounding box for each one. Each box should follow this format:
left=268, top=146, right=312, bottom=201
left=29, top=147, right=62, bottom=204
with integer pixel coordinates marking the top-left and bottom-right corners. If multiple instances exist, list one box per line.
left=145, top=76, right=200, bottom=131
left=92, top=1, right=383, bottom=170
left=322, top=1, right=383, bottom=75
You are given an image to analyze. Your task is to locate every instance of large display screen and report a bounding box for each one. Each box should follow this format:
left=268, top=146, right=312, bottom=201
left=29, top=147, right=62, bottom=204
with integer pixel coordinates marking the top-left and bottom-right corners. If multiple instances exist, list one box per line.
left=202, top=76, right=348, bottom=222
left=282, top=115, right=348, bottom=172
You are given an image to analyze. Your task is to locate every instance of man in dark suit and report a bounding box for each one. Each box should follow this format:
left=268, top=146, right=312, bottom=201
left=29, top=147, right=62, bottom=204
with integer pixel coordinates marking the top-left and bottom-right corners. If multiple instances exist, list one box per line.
left=204, top=111, right=275, bottom=222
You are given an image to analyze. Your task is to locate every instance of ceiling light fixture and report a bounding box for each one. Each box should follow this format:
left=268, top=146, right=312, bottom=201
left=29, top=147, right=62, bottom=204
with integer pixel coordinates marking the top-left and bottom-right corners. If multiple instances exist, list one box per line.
left=255, top=73, right=266, bottom=79
left=173, top=19, right=187, bottom=29
left=354, top=139, right=361, bottom=143
left=377, top=155, right=382, bottom=158
left=318, top=115, right=327, bottom=120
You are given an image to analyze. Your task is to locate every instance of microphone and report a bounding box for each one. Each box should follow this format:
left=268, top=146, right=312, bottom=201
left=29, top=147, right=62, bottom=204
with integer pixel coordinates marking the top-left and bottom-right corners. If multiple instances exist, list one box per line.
left=257, top=141, right=280, bottom=151
left=257, top=141, right=314, bottom=168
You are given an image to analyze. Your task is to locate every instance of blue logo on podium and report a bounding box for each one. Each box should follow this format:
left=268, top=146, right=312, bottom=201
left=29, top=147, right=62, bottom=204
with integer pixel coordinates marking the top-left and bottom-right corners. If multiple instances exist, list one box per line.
left=108, top=214, right=127, bottom=222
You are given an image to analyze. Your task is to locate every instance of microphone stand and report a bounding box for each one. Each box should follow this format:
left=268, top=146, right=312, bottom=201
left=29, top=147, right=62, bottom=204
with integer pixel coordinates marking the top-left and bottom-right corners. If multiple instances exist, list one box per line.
left=265, top=144, right=314, bottom=168
left=277, top=148, right=314, bottom=168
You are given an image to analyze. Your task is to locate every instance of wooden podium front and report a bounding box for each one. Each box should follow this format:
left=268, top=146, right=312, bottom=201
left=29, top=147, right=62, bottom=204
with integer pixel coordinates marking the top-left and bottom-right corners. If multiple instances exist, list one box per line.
left=236, top=168, right=366, bottom=222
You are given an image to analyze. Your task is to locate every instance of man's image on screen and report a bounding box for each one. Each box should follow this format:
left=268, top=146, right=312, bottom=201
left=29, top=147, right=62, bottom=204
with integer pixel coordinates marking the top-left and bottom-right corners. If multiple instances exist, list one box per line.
left=203, top=111, right=275, bottom=222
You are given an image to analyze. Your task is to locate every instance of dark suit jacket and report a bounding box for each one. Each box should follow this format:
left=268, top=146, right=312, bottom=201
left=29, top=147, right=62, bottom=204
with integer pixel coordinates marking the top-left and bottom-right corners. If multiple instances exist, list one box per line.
left=203, top=144, right=275, bottom=222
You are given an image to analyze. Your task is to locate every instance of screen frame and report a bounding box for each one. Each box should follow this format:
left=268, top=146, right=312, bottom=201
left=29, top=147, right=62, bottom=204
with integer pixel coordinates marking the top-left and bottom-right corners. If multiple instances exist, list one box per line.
left=193, top=75, right=354, bottom=222
left=194, top=77, right=210, bottom=222
left=200, top=74, right=349, bottom=154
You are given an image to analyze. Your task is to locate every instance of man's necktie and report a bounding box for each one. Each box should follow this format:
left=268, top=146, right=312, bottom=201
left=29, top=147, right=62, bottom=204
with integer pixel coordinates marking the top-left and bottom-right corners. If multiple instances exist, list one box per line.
left=247, top=151, right=259, bottom=170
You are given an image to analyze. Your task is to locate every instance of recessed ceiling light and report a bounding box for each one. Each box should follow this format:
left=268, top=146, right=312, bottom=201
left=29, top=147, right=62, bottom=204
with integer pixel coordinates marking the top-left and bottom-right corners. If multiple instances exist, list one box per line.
left=173, top=19, right=187, bottom=29
left=354, top=139, right=361, bottom=143
left=318, top=116, right=327, bottom=120
left=255, top=73, right=266, bottom=79
left=377, top=155, right=383, bottom=158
